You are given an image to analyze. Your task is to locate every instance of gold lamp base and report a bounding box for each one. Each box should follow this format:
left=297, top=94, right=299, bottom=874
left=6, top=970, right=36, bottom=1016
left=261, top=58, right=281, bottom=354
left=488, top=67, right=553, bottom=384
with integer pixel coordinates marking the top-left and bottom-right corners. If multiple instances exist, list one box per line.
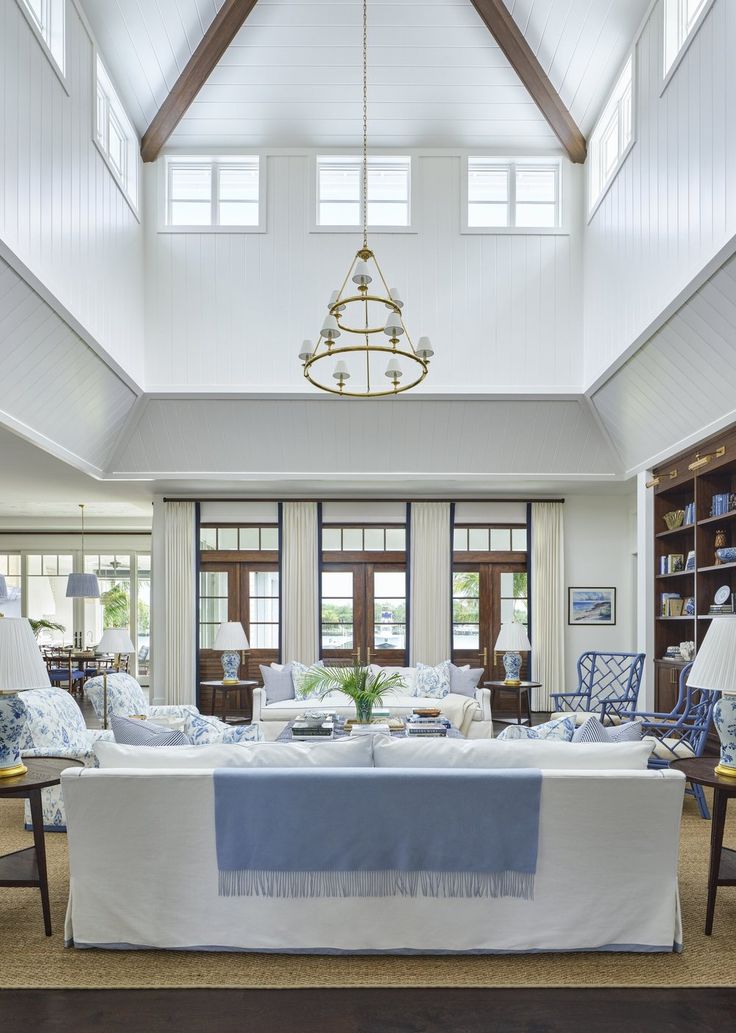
left=0, top=762, right=27, bottom=779
left=221, top=678, right=239, bottom=686
left=714, top=762, right=736, bottom=779
left=504, top=679, right=522, bottom=687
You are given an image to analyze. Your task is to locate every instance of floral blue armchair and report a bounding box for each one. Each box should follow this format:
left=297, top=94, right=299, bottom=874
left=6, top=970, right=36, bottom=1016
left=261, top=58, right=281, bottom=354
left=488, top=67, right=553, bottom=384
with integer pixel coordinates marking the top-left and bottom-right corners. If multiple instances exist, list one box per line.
left=19, top=688, right=113, bottom=831
left=84, top=672, right=199, bottom=728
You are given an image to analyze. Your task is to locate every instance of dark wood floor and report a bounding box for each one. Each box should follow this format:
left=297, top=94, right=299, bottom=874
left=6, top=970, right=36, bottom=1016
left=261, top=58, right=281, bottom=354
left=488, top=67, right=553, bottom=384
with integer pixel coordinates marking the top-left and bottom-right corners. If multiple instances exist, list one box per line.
left=1, top=988, right=733, bottom=1033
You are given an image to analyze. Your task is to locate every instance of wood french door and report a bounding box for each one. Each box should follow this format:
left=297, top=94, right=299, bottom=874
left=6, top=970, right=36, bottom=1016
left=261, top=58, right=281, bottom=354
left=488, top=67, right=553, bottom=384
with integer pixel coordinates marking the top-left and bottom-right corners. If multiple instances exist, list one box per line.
left=321, top=563, right=407, bottom=667
left=452, top=562, right=529, bottom=683
left=199, top=560, right=279, bottom=714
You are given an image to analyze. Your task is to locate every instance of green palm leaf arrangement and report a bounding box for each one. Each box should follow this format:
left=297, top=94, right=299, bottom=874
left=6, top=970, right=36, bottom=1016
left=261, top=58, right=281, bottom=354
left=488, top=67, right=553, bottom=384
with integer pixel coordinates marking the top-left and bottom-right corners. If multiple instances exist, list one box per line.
left=300, top=663, right=406, bottom=723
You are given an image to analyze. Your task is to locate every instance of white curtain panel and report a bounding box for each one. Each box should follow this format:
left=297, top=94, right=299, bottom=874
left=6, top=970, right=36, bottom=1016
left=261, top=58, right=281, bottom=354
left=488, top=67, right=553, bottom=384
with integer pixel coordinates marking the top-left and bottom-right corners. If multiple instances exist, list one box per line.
left=531, top=501, right=565, bottom=711
left=282, top=502, right=319, bottom=664
left=163, top=501, right=197, bottom=705
left=409, top=502, right=451, bottom=666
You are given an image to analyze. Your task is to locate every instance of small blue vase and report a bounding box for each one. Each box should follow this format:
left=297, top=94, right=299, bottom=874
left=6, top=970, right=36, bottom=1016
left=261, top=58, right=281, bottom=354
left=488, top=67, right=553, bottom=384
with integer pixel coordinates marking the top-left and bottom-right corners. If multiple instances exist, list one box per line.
left=503, top=651, right=522, bottom=685
left=221, top=650, right=240, bottom=684
left=714, top=693, right=736, bottom=777
left=0, top=692, right=28, bottom=777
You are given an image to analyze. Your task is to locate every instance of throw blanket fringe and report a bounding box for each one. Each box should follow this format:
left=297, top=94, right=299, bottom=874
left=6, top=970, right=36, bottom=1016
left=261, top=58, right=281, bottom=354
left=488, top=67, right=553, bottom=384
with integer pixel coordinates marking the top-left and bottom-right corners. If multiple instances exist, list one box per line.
left=218, top=868, right=535, bottom=900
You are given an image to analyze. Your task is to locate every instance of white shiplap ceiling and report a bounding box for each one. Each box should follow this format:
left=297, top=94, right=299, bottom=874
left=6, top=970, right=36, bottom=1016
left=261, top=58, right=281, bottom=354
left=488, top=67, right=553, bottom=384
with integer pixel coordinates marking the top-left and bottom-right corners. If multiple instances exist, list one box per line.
left=80, top=0, right=651, bottom=149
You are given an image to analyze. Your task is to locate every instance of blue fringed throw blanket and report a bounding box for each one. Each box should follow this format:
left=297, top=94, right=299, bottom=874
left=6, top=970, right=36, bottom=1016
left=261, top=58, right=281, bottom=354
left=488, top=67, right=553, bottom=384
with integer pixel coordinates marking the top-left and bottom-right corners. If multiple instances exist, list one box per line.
left=214, top=767, right=542, bottom=899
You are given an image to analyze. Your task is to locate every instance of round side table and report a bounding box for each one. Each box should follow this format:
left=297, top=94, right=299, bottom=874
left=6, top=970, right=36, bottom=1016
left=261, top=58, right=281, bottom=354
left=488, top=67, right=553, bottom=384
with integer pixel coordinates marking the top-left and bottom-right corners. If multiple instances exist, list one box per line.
left=671, top=756, right=736, bottom=935
left=0, top=756, right=83, bottom=936
left=484, top=680, right=541, bottom=726
left=200, top=680, right=258, bottom=723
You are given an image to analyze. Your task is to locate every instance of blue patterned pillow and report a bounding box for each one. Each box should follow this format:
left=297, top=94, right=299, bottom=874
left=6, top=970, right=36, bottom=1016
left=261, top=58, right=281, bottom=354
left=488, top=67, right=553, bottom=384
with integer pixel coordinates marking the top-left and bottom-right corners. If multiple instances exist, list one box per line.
left=414, top=661, right=451, bottom=699
left=572, top=716, right=643, bottom=744
left=184, top=713, right=263, bottom=745
left=111, top=715, right=190, bottom=746
left=497, top=715, right=576, bottom=742
left=292, top=661, right=325, bottom=700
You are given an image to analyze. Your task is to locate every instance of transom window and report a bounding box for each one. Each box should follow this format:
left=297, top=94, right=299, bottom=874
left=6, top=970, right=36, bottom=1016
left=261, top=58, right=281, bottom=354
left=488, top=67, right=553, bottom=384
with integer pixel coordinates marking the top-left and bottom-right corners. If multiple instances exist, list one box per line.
left=316, top=156, right=411, bottom=228
left=200, top=526, right=279, bottom=552
left=322, top=526, right=406, bottom=552
left=588, top=55, right=634, bottom=213
left=466, top=159, right=561, bottom=230
left=453, top=526, right=527, bottom=553
left=18, top=0, right=65, bottom=77
left=664, top=0, right=713, bottom=77
left=165, top=158, right=260, bottom=228
left=95, top=55, right=138, bottom=208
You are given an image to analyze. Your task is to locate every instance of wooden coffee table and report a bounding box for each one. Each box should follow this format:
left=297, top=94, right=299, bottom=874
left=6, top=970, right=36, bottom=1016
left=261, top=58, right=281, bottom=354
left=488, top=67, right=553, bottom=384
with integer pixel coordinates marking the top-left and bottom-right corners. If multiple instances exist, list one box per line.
left=0, top=756, right=83, bottom=936
left=671, top=756, right=736, bottom=935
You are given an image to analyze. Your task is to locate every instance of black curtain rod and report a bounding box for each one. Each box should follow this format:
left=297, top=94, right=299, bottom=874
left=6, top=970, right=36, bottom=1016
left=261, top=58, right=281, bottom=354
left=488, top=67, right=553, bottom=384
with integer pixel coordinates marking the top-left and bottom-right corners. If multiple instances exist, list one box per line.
left=0, top=530, right=152, bottom=536
left=163, top=496, right=565, bottom=504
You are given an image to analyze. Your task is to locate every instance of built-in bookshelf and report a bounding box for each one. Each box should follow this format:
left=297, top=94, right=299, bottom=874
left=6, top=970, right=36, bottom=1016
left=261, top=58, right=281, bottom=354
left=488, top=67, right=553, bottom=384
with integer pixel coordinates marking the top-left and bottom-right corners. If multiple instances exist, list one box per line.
left=651, top=423, right=736, bottom=712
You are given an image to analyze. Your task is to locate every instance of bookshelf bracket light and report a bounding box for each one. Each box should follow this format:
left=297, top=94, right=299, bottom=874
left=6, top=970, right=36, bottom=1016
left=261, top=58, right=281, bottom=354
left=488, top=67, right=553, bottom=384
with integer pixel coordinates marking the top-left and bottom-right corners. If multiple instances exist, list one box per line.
left=298, top=0, right=432, bottom=398
left=688, top=446, right=726, bottom=472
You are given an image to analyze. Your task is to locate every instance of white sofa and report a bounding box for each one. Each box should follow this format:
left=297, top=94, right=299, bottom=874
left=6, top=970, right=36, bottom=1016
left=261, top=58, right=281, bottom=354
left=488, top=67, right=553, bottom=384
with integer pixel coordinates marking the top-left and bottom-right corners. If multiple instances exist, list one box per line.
left=62, top=739, right=684, bottom=955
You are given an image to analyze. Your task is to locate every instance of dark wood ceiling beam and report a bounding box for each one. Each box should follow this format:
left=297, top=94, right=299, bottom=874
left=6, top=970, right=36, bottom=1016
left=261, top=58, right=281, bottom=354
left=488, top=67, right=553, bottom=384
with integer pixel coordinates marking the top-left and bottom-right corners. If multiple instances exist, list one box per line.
left=469, top=0, right=587, bottom=164
left=140, top=0, right=260, bottom=163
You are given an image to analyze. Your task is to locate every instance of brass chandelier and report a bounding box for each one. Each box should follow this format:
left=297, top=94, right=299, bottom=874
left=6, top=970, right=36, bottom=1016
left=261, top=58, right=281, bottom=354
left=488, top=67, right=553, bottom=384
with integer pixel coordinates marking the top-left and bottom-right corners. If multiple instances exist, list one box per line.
left=298, top=0, right=433, bottom=397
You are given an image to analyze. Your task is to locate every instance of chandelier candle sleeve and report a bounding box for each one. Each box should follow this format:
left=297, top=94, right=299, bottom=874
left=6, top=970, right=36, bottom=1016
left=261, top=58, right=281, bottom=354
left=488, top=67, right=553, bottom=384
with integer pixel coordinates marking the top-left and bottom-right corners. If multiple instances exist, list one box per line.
left=214, top=622, right=250, bottom=685
left=687, top=618, right=736, bottom=778
left=495, top=622, right=532, bottom=686
left=299, top=0, right=432, bottom=398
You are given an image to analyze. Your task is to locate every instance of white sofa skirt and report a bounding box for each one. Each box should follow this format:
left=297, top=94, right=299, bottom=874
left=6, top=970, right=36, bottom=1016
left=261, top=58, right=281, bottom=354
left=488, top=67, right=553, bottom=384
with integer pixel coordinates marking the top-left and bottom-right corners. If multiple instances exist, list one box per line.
left=63, top=767, right=684, bottom=955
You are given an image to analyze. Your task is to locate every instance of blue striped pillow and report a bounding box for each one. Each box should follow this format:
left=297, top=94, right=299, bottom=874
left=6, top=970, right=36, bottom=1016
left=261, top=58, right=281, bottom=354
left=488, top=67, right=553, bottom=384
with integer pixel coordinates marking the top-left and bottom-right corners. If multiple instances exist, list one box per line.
left=572, top=717, right=642, bottom=743
left=111, top=715, right=190, bottom=747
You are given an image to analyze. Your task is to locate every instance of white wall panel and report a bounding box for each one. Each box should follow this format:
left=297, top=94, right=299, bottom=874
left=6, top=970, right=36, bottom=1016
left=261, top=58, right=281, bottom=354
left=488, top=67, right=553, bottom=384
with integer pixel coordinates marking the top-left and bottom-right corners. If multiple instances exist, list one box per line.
left=0, top=0, right=145, bottom=382
left=144, top=155, right=582, bottom=391
left=199, top=501, right=279, bottom=522
left=0, top=257, right=138, bottom=474
left=584, top=0, right=736, bottom=387
left=590, top=252, right=736, bottom=473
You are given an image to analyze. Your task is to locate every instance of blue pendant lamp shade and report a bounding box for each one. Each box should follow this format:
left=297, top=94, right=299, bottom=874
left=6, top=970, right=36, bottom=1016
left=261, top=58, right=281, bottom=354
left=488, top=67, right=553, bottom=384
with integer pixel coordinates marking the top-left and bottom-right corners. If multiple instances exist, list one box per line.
left=66, top=504, right=100, bottom=599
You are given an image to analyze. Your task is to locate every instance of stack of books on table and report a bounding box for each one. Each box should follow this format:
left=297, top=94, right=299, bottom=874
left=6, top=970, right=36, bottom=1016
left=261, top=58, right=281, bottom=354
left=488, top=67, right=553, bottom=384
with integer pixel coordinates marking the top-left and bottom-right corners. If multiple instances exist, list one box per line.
left=405, top=715, right=450, bottom=737
left=291, top=719, right=334, bottom=740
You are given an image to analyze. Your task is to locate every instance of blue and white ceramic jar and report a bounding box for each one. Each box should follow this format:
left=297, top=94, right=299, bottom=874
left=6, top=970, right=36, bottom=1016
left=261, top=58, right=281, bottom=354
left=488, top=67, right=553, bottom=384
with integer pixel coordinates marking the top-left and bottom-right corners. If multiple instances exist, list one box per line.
left=0, top=691, right=28, bottom=778
left=220, top=650, right=241, bottom=684
left=714, top=692, right=736, bottom=777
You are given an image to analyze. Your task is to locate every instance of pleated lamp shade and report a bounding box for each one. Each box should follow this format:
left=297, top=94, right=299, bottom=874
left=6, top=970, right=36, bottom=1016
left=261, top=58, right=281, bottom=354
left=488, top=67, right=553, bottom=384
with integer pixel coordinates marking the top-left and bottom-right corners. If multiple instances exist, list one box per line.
left=213, top=622, right=250, bottom=651
left=66, top=572, right=100, bottom=598
left=97, top=628, right=135, bottom=654
left=0, top=618, right=51, bottom=692
left=687, top=618, right=736, bottom=694
left=494, top=621, right=532, bottom=653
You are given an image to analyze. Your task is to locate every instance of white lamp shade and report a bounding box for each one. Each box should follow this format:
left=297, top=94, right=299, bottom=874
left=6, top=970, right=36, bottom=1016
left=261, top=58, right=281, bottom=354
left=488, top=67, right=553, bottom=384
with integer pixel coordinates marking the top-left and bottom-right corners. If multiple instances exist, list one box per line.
left=298, top=340, right=313, bottom=362
left=383, top=311, right=405, bottom=337
left=66, top=572, right=100, bottom=599
left=385, top=357, right=402, bottom=378
left=213, top=622, right=250, bottom=651
left=0, top=618, right=51, bottom=692
left=495, top=621, right=531, bottom=652
left=320, top=315, right=341, bottom=340
left=351, top=259, right=372, bottom=285
left=386, top=287, right=403, bottom=309
left=333, top=360, right=350, bottom=381
left=687, top=618, right=736, bottom=694
left=416, top=336, right=434, bottom=360
left=97, top=628, right=135, bottom=654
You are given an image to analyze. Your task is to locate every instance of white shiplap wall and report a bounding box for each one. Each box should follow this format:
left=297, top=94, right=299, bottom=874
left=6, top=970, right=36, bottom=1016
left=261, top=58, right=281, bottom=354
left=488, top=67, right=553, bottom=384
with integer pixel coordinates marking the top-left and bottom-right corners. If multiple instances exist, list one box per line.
left=144, top=154, right=582, bottom=391
left=0, top=0, right=145, bottom=383
left=584, top=0, right=736, bottom=388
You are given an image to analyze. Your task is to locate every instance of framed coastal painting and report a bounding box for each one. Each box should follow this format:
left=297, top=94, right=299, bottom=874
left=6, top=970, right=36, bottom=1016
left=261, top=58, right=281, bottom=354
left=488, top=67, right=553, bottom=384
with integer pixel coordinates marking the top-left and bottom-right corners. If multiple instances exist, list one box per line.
left=568, top=587, right=616, bottom=626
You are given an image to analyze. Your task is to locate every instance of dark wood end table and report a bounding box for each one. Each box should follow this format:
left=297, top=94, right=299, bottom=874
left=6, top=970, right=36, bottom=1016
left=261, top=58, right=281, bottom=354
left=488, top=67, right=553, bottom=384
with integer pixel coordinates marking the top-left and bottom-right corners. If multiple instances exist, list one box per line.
left=484, top=680, right=541, bottom=725
left=0, top=756, right=83, bottom=936
left=200, top=680, right=258, bottom=723
left=671, top=756, right=736, bottom=935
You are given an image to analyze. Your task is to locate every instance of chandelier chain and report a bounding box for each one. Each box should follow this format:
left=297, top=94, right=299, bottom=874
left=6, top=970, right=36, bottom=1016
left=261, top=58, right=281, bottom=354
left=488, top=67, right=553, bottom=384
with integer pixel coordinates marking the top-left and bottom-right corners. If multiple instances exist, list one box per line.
left=362, top=0, right=368, bottom=249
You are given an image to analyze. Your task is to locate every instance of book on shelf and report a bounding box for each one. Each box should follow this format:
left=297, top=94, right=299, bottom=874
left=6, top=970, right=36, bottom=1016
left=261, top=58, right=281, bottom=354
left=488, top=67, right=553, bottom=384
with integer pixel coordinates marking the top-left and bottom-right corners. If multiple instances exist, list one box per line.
left=710, top=493, right=735, bottom=517
left=685, top=550, right=696, bottom=571
left=660, top=592, right=682, bottom=617
left=659, top=553, right=685, bottom=574
left=684, top=501, right=695, bottom=525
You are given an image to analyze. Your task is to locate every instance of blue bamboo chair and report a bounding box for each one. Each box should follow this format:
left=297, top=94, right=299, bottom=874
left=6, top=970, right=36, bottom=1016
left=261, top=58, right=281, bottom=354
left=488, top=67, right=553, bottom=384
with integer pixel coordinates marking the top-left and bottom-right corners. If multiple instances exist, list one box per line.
left=620, top=662, right=717, bottom=820
left=550, top=652, right=645, bottom=724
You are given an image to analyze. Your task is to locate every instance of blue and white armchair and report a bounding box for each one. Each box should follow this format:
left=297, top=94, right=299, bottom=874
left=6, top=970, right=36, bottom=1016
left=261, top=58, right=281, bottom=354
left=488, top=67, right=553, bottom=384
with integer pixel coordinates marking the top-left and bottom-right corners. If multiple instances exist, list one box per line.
left=84, top=672, right=199, bottom=728
left=19, top=687, right=113, bottom=831
left=551, top=652, right=645, bottom=725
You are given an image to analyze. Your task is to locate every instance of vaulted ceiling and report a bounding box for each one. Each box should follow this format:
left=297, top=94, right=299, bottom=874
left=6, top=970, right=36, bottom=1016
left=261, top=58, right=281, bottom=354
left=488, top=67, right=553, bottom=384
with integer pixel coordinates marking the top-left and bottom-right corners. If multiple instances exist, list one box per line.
left=81, top=0, right=651, bottom=150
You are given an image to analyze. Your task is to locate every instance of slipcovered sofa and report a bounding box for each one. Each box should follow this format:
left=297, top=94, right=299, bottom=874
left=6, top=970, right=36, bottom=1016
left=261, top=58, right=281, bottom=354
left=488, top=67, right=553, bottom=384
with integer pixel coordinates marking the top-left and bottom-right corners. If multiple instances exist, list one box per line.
left=63, top=736, right=684, bottom=954
left=253, top=663, right=492, bottom=737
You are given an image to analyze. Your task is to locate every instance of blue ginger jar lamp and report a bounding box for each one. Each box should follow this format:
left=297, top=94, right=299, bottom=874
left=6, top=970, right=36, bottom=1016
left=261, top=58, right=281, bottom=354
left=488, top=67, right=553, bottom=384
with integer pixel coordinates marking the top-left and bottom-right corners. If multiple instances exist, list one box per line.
left=0, top=617, right=52, bottom=778
left=686, top=617, right=736, bottom=778
left=494, top=620, right=532, bottom=686
left=213, top=622, right=250, bottom=685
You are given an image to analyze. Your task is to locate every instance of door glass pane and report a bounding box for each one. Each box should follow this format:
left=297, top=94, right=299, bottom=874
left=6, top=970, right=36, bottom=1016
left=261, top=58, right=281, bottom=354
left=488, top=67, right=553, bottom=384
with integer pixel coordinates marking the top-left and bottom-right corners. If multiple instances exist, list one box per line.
left=201, top=571, right=228, bottom=596
left=137, top=554, right=151, bottom=678
left=452, top=571, right=480, bottom=650
left=248, top=569, right=279, bottom=648
left=373, top=570, right=406, bottom=650
left=322, top=571, right=353, bottom=596
left=84, top=553, right=132, bottom=649
left=199, top=569, right=229, bottom=648
left=321, top=570, right=353, bottom=650
left=200, top=597, right=228, bottom=623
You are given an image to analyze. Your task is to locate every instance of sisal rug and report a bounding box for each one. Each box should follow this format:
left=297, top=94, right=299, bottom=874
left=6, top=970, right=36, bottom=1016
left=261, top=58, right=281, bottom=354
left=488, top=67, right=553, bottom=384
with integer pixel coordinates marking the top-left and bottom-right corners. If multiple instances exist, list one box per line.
left=0, top=791, right=734, bottom=989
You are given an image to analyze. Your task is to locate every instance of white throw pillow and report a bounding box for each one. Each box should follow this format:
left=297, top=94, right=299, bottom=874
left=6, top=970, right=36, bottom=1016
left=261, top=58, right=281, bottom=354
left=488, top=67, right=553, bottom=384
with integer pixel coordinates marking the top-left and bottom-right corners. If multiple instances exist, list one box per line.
left=369, top=665, right=416, bottom=693
left=94, top=736, right=374, bottom=769
left=414, top=661, right=451, bottom=699
left=372, top=737, right=653, bottom=770
left=291, top=660, right=325, bottom=700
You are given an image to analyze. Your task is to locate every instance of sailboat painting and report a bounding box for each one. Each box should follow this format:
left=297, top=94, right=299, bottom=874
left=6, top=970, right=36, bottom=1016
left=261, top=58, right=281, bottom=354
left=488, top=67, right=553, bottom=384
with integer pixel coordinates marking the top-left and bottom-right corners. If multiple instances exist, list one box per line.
left=568, top=588, right=616, bottom=626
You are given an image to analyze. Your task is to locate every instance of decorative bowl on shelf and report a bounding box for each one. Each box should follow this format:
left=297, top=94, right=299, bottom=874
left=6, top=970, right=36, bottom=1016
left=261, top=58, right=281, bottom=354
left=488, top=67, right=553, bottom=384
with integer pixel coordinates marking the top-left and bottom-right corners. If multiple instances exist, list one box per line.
left=663, top=510, right=685, bottom=530
left=716, top=547, right=736, bottom=564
